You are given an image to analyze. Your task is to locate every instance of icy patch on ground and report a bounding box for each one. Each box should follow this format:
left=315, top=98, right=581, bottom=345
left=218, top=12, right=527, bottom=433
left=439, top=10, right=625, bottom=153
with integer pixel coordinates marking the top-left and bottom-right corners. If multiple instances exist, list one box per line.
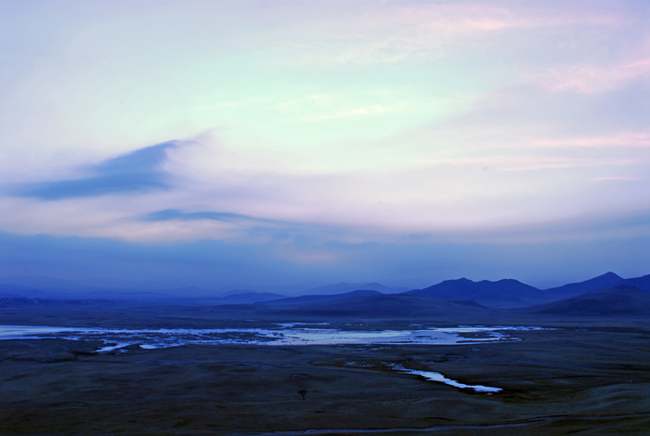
left=95, top=342, right=132, bottom=353
left=0, top=325, right=549, bottom=351
left=392, top=364, right=502, bottom=393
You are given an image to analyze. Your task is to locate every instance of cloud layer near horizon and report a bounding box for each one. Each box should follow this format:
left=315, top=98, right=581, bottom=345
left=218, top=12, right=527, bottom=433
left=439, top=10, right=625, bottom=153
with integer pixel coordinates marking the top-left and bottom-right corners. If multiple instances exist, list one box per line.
left=1, top=0, right=649, bottom=286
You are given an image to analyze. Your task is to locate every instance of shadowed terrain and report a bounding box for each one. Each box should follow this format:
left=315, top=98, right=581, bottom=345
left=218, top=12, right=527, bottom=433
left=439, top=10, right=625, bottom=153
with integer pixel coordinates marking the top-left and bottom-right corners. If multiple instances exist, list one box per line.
left=1, top=273, right=649, bottom=435
left=522, top=285, right=650, bottom=317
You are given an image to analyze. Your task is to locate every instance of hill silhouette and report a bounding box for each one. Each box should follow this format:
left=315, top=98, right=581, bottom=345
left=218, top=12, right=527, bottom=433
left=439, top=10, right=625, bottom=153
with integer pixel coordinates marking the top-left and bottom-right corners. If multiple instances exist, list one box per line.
left=523, top=285, right=650, bottom=317
left=542, top=272, right=624, bottom=299
left=268, top=293, right=493, bottom=319
left=213, top=292, right=286, bottom=305
left=257, top=290, right=382, bottom=306
left=407, top=278, right=540, bottom=307
left=305, top=282, right=408, bottom=295
left=622, top=273, right=650, bottom=291
left=2, top=272, right=650, bottom=312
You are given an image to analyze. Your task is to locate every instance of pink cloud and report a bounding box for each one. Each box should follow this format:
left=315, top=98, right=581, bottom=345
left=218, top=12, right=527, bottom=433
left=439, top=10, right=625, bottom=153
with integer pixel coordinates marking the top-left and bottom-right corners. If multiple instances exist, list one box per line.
left=591, top=176, right=644, bottom=181
left=422, top=155, right=638, bottom=172
left=527, top=57, right=650, bottom=94
left=285, top=1, right=627, bottom=65
left=532, top=132, right=650, bottom=148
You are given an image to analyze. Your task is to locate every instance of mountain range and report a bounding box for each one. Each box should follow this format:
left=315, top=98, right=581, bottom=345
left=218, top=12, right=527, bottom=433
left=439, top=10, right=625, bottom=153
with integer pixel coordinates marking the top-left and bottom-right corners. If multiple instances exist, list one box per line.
left=1, top=272, right=649, bottom=318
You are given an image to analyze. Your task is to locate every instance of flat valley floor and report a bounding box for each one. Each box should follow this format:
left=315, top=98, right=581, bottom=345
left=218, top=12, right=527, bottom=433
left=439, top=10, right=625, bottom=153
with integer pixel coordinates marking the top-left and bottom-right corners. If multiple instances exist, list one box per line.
left=0, top=308, right=649, bottom=435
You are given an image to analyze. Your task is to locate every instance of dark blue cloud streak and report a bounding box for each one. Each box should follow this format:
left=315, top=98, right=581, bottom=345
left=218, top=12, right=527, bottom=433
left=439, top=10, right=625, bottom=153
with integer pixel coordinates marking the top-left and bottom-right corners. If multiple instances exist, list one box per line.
left=140, top=209, right=339, bottom=243
left=15, top=141, right=176, bottom=200
left=141, top=209, right=276, bottom=224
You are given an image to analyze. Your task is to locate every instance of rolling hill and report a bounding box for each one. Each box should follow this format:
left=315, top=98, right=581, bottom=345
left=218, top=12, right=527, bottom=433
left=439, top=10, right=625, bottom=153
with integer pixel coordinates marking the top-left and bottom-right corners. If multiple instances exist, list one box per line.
left=3, top=272, right=650, bottom=313
left=267, top=293, right=495, bottom=319
left=622, top=274, right=650, bottom=291
left=210, top=292, right=286, bottom=305
left=523, top=285, right=650, bottom=317
left=407, top=278, right=541, bottom=307
left=257, top=289, right=382, bottom=306
left=541, top=272, right=624, bottom=299
left=304, top=282, right=409, bottom=295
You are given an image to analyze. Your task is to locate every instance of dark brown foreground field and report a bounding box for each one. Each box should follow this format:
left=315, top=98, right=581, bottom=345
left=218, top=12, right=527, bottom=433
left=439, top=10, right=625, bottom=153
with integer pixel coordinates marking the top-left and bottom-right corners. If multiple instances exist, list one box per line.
left=0, top=306, right=649, bottom=435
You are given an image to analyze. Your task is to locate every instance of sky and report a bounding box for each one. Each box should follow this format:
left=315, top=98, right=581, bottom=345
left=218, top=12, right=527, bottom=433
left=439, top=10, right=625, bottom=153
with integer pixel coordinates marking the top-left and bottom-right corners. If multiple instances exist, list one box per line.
left=1, top=0, right=649, bottom=291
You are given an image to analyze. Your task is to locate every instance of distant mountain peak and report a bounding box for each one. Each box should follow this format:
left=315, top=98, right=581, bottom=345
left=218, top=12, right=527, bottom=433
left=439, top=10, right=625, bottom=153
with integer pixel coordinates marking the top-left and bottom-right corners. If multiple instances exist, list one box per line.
left=442, top=278, right=473, bottom=284
left=600, top=271, right=623, bottom=279
left=221, top=289, right=256, bottom=297
left=256, top=289, right=382, bottom=306
left=544, top=272, right=625, bottom=295
left=305, top=282, right=407, bottom=295
left=406, top=276, right=539, bottom=308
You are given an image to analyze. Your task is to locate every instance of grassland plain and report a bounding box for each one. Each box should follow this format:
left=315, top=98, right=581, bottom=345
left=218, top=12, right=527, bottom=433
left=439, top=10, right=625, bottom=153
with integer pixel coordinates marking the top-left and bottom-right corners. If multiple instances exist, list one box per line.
left=0, top=304, right=649, bottom=435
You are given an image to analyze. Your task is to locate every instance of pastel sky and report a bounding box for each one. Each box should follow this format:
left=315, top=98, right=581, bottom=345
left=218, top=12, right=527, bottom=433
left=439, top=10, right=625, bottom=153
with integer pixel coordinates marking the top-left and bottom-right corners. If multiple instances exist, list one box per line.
left=1, top=0, right=649, bottom=290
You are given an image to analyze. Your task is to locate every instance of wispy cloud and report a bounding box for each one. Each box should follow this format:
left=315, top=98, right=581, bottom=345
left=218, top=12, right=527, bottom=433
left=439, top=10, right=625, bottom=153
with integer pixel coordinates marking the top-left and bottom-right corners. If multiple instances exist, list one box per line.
left=1, top=1, right=649, bottom=284
left=281, top=1, right=624, bottom=65
left=13, top=142, right=177, bottom=200
left=531, top=132, right=650, bottom=148
left=301, top=103, right=406, bottom=120
left=421, top=155, right=639, bottom=172
left=526, top=57, right=650, bottom=94
left=141, top=209, right=269, bottom=224
left=591, top=176, right=644, bottom=181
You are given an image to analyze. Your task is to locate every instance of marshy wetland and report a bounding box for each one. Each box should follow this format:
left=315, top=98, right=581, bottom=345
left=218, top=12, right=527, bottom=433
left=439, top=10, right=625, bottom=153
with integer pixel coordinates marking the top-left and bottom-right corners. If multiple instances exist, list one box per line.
left=1, top=303, right=649, bottom=435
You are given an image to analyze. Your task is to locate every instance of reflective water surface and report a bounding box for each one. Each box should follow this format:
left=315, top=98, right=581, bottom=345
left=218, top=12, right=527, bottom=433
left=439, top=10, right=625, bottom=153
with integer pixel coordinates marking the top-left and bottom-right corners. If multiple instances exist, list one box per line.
left=0, top=324, right=545, bottom=350
left=392, top=364, right=502, bottom=393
